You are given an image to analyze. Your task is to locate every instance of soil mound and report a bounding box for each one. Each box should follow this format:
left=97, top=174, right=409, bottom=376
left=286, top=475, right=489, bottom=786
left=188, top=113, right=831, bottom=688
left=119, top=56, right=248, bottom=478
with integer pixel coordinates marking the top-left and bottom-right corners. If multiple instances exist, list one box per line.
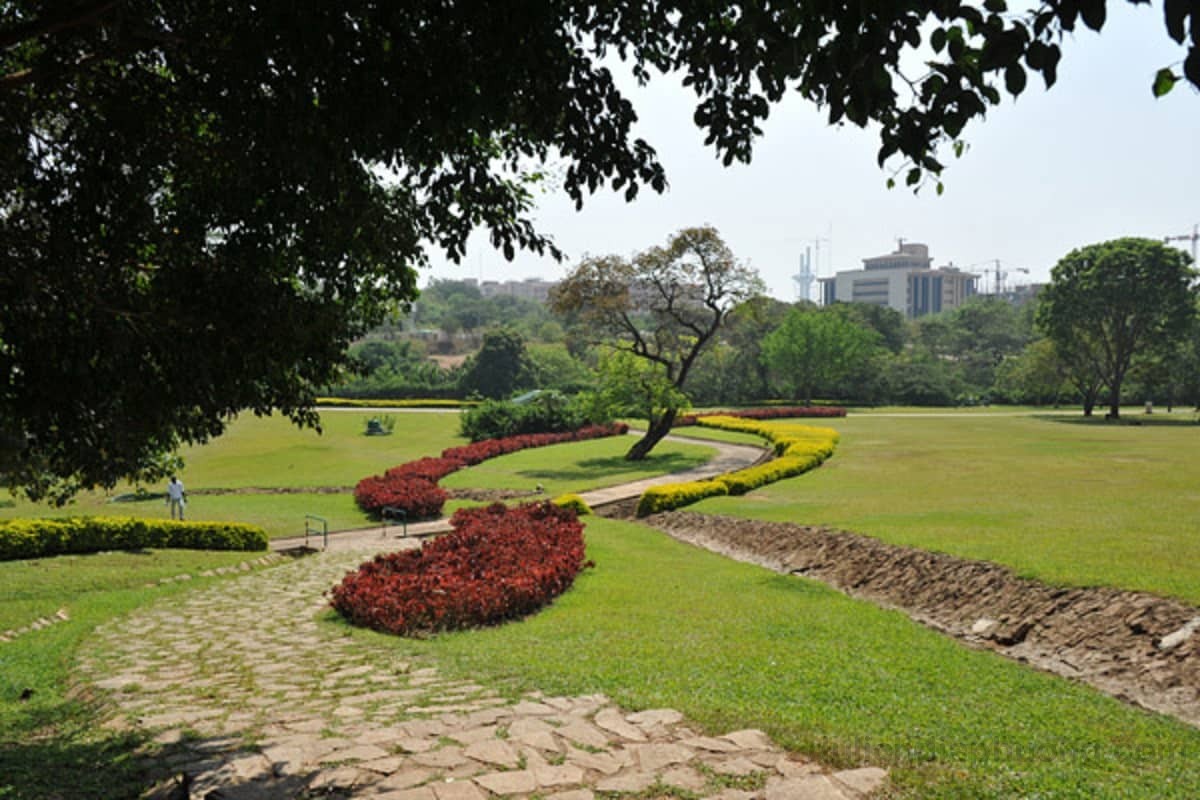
left=638, top=510, right=1200, bottom=727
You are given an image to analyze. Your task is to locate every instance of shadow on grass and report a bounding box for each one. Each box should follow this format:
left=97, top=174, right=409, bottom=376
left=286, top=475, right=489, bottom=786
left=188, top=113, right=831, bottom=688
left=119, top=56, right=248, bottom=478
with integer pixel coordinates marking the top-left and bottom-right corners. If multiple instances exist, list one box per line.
left=2, top=707, right=323, bottom=799
left=1033, top=412, right=1200, bottom=427
left=519, top=452, right=701, bottom=482
left=0, top=723, right=149, bottom=800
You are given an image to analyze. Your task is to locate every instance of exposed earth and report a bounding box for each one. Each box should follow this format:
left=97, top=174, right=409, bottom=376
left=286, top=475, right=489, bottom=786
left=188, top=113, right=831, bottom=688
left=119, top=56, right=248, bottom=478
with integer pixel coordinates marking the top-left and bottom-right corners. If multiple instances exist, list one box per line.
left=606, top=506, right=1200, bottom=728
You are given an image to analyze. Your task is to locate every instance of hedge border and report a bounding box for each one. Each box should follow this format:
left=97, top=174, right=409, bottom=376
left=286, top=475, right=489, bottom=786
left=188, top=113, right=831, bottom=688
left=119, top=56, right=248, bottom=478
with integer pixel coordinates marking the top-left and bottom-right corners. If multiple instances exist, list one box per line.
left=0, top=517, right=269, bottom=561
left=354, top=423, right=629, bottom=519
left=637, top=416, right=839, bottom=516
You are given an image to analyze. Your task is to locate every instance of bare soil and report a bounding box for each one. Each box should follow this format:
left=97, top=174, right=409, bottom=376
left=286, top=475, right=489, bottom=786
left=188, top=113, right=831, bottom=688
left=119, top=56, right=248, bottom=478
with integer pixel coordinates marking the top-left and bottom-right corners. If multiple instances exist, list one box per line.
left=607, top=506, right=1200, bottom=727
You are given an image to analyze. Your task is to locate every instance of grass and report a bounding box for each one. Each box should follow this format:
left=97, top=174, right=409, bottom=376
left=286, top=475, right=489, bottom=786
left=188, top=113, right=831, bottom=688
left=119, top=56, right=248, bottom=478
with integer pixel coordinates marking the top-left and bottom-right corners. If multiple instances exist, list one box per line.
left=351, top=515, right=1200, bottom=799
left=691, top=411, right=1200, bottom=603
left=0, top=549, right=274, bottom=799
left=0, top=417, right=716, bottom=540
left=439, top=434, right=716, bottom=496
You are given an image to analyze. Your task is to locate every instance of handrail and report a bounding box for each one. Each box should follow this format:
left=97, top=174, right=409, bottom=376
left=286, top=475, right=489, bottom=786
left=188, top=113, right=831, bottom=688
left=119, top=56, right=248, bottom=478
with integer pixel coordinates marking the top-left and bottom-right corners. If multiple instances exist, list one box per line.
left=304, top=515, right=329, bottom=550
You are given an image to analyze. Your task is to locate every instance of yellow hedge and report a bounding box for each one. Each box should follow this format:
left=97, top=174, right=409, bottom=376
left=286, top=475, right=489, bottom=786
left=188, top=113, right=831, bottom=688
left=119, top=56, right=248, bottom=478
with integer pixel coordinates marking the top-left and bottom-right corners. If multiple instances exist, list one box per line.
left=0, top=517, right=269, bottom=561
left=552, top=494, right=592, bottom=515
left=636, top=479, right=729, bottom=516
left=636, top=417, right=839, bottom=514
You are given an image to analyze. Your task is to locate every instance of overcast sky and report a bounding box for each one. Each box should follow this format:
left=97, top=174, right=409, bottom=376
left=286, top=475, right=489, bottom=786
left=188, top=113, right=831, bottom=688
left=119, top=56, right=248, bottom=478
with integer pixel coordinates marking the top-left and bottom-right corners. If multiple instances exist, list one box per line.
left=426, top=3, right=1200, bottom=301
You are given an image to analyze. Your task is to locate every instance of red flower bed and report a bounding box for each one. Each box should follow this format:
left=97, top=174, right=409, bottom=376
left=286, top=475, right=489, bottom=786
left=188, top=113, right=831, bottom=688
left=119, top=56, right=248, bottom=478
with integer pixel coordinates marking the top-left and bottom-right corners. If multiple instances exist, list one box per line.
left=676, top=406, right=845, bottom=425
left=441, top=423, right=629, bottom=466
left=386, top=456, right=466, bottom=483
left=354, top=422, right=629, bottom=519
left=330, top=502, right=589, bottom=636
left=354, top=475, right=448, bottom=518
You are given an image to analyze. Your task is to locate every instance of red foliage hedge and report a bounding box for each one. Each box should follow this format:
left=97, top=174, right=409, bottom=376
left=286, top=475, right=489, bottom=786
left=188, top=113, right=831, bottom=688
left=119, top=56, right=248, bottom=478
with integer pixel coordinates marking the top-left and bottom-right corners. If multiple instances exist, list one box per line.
left=675, top=406, right=845, bottom=426
left=440, top=423, right=629, bottom=466
left=353, top=422, right=630, bottom=518
left=330, top=502, right=589, bottom=636
left=353, top=475, right=448, bottom=518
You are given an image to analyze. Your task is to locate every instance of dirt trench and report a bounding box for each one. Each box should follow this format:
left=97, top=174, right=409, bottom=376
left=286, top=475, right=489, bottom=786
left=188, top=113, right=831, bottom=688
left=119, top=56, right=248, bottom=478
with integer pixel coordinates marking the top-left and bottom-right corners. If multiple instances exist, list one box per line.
left=608, top=506, right=1200, bottom=727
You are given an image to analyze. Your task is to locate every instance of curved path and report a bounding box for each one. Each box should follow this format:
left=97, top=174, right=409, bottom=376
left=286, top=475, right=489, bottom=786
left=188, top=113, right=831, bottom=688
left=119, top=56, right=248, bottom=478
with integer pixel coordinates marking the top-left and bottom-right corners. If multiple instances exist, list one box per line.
left=79, top=434, right=887, bottom=800
left=269, top=432, right=768, bottom=553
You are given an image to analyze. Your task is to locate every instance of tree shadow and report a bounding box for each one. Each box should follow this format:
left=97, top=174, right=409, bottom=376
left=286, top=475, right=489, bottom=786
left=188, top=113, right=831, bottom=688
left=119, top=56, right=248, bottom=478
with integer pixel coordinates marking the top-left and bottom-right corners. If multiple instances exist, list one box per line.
left=519, top=452, right=700, bottom=482
left=0, top=725, right=151, bottom=799
left=1032, top=412, right=1199, bottom=427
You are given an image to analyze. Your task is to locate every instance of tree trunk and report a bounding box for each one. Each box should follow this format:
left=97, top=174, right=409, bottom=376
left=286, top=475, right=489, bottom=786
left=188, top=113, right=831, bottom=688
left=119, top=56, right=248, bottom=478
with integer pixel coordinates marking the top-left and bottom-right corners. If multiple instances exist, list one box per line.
left=1107, top=381, right=1122, bottom=419
left=626, top=409, right=678, bottom=461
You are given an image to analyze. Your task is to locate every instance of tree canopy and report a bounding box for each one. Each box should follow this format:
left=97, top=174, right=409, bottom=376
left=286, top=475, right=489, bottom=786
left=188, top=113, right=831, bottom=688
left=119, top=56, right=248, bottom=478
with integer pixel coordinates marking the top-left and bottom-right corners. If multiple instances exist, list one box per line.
left=551, top=225, right=762, bottom=459
left=1036, top=238, right=1197, bottom=418
left=3, top=1, right=1197, bottom=498
left=762, top=307, right=885, bottom=406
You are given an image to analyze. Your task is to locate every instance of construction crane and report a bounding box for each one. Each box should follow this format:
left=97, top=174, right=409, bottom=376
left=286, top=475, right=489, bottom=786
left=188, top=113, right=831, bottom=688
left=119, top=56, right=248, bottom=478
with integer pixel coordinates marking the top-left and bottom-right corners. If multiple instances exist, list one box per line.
left=1164, top=223, right=1199, bottom=267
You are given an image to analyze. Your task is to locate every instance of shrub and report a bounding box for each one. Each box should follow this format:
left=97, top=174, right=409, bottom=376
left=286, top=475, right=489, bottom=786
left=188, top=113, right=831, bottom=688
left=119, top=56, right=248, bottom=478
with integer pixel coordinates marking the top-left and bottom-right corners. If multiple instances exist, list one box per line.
left=459, top=392, right=608, bottom=442
left=0, top=517, right=268, bottom=561
left=675, top=406, right=846, bottom=426
left=331, top=501, right=589, bottom=636
left=353, top=475, right=448, bottom=519
left=637, top=417, right=839, bottom=514
left=354, top=422, right=629, bottom=519
left=552, top=494, right=592, bottom=515
left=636, top=479, right=729, bottom=516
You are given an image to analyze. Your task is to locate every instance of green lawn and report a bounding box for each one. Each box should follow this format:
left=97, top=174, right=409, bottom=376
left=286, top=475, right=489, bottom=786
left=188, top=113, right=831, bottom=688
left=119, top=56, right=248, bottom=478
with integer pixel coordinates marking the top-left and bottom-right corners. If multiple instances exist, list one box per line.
left=692, top=412, right=1200, bottom=603
left=360, top=515, right=1200, bottom=799
left=0, top=414, right=717, bottom=540
left=440, top=434, right=715, bottom=496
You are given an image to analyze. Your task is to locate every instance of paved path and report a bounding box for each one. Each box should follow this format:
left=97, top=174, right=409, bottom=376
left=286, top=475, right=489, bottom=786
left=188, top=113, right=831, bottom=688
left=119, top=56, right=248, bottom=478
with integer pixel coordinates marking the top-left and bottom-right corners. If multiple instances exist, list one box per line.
left=78, top=433, right=887, bottom=799
left=270, top=433, right=768, bottom=553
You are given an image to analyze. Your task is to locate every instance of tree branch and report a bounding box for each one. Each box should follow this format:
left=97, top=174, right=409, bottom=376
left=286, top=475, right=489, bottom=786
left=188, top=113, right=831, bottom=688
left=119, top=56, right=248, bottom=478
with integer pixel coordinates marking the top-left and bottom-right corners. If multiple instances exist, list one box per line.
left=0, top=0, right=124, bottom=51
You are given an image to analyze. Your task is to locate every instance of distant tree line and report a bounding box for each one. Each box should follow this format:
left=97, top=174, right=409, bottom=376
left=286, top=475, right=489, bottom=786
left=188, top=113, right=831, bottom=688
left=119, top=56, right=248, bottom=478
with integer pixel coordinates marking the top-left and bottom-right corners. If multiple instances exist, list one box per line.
left=329, top=236, right=1200, bottom=421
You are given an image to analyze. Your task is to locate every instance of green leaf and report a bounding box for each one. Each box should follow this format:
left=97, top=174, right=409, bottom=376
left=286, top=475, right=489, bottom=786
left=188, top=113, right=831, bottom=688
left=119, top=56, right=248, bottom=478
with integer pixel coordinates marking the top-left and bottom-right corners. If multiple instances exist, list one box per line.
left=931, top=28, right=947, bottom=54
left=1005, top=64, right=1027, bottom=96
left=1152, top=68, right=1178, bottom=98
left=1079, top=0, right=1106, bottom=31
left=1165, top=0, right=1187, bottom=43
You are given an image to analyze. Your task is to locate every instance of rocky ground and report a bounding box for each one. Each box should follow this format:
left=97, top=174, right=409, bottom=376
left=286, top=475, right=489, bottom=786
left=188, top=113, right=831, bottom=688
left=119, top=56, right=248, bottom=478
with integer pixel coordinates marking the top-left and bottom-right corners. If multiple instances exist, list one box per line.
left=628, top=508, right=1200, bottom=727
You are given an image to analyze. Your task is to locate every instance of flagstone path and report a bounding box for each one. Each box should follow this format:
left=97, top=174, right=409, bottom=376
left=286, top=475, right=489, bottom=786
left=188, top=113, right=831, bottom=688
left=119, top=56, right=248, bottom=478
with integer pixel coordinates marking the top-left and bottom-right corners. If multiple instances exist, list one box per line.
left=77, top=432, right=887, bottom=798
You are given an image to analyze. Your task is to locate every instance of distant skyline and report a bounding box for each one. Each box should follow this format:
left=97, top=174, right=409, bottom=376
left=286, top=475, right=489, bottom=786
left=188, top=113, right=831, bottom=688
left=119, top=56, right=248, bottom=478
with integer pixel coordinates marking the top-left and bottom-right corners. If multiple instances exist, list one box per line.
left=425, top=3, right=1199, bottom=301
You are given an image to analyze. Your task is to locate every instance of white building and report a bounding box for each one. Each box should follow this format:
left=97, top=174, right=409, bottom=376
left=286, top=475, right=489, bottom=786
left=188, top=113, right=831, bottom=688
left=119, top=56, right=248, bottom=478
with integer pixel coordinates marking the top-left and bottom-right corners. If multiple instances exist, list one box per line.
left=472, top=277, right=557, bottom=303
left=818, top=242, right=976, bottom=318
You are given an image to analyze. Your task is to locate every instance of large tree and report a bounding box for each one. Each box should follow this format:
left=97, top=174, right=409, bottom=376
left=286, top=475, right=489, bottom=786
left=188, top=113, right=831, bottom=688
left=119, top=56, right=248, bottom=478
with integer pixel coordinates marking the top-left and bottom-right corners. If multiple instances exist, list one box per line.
left=761, top=307, right=883, bottom=406
left=551, top=226, right=762, bottom=459
left=4, top=2, right=1198, bottom=499
left=1036, top=238, right=1197, bottom=419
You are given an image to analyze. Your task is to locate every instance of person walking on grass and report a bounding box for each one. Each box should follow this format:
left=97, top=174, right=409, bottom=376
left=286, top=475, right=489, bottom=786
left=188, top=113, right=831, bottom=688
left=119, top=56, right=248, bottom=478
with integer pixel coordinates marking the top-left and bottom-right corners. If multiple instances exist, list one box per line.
left=166, top=475, right=186, bottom=520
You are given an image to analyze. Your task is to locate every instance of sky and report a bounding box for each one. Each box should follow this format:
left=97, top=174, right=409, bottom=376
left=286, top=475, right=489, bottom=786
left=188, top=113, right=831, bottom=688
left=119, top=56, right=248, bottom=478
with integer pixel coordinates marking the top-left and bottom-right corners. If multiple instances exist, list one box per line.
left=426, top=3, right=1200, bottom=301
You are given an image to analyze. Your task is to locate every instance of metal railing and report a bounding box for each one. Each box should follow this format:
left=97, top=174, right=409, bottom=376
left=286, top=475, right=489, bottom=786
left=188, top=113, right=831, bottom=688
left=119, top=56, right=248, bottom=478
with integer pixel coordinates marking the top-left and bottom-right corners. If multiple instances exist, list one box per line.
left=304, top=515, right=328, bottom=550
left=382, top=506, right=407, bottom=538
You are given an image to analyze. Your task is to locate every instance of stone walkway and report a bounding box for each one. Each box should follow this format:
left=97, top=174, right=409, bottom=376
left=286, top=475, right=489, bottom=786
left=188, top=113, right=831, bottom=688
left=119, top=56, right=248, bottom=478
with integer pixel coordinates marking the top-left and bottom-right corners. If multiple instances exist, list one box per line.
left=77, top=432, right=887, bottom=799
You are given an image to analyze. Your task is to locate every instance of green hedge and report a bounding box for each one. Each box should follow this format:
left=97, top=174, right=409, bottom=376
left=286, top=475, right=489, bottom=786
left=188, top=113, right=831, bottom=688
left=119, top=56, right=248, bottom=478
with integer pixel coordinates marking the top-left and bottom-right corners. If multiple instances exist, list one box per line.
left=636, top=417, right=839, bottom=515
left=316, top=397, right=474, bottom=409
left=0, top=517, right=269, bottom=561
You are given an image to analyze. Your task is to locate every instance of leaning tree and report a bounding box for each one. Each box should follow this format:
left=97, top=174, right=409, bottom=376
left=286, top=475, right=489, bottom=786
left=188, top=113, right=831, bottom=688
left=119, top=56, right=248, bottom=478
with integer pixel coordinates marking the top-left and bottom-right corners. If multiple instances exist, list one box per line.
left=3, top=1, right=1198, bottom=499
left=551, top=226, right=763, bottom=459
left=1036, top=238, right=1197, bottom=419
